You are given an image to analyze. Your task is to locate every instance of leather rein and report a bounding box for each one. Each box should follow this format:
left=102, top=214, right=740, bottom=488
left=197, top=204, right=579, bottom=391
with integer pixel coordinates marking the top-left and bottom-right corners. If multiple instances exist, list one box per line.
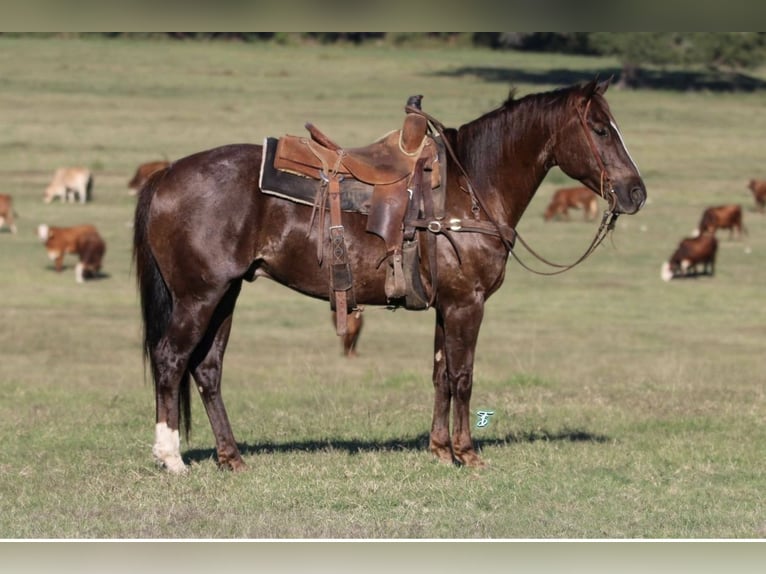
left=408, top=101, right=620, bottom=277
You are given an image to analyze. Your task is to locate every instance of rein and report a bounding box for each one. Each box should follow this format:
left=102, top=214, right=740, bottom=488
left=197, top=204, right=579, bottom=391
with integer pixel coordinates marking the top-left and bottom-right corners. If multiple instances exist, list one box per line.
left=407, top=100, right=620, bottom=277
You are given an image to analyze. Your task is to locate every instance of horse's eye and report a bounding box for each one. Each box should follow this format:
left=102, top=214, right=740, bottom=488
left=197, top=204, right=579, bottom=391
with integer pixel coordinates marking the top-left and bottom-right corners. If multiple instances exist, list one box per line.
left=592, top=125, right=608, bottom=137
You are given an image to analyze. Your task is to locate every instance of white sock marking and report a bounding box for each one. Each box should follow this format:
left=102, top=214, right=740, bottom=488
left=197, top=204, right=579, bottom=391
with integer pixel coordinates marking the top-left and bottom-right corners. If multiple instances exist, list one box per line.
left=153, top=422, right=186, bottom=473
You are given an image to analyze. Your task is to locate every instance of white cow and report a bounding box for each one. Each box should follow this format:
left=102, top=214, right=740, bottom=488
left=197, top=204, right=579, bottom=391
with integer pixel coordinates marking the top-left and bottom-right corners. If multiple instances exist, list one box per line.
left=44, top=167, right=93, bottom=204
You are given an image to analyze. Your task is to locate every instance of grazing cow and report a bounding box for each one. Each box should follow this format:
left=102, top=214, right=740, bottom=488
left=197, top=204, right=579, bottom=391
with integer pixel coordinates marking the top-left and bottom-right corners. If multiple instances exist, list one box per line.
left=44, top=167, right=93, bottom=204
left=0, top=193, right=18, bottom=233
left=128, top=160, right=170, bottom=195
left=331, top=307, right=364, bottom=357
left=37, top=223, right=106, bottom=283
left=747, top=179, right=766, bottom=213
left=543, top=186, right=599, bottom=221
left=661, top=233, right=718, bottom=281
left=696, top=204, right=746, bottom=239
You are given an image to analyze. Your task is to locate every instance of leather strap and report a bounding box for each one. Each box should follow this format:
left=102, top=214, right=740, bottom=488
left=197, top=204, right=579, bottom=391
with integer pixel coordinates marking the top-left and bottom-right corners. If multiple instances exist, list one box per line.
left=328, top=175, right=353, bottom=336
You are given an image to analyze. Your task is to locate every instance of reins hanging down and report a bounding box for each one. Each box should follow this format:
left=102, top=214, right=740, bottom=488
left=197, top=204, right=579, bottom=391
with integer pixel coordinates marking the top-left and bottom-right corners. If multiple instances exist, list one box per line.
left=509, top=209, right=619, bottom=276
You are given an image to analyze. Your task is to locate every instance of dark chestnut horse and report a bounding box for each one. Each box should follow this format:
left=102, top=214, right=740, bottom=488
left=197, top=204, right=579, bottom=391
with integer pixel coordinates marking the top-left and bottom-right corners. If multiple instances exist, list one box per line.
left=133, top=79, right=646, bottom=473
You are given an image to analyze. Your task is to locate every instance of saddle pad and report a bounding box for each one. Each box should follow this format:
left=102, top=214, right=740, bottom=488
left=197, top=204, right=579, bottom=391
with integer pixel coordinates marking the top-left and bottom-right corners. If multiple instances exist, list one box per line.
left=260, top=137, right=374, bottom=214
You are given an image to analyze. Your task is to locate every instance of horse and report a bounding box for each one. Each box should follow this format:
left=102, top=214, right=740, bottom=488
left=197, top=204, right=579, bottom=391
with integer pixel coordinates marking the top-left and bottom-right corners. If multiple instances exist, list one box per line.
left=133, top=79, right=646, bottom=473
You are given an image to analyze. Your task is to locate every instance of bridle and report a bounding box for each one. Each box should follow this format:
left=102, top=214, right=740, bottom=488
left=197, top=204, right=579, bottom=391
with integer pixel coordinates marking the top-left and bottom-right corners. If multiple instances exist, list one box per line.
left=407, top=97, right=622, bottom=277
left=508, top=97, right=621, bottom=276
left=578, top=98, right=618, bottom=211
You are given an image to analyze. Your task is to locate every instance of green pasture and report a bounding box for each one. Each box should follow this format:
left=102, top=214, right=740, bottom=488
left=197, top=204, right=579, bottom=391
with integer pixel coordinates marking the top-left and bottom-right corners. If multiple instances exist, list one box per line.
left=1, top=36, right=765, bottom=539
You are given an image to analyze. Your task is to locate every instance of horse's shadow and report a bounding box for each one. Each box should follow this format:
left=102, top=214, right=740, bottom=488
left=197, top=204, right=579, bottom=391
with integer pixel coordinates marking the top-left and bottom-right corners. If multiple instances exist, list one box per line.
left=183, top=428, right=610, bottom=465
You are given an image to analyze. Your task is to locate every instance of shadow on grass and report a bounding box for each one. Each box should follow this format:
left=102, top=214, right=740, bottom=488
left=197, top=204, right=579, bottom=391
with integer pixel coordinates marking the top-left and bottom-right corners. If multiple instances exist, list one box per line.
left=432, top=66, right=766, bottom=92
left=667, top=271, right=715, bottom=281
left=183, top=428, right=610, bottom=464
left=43, top=265, right=111, bottom=281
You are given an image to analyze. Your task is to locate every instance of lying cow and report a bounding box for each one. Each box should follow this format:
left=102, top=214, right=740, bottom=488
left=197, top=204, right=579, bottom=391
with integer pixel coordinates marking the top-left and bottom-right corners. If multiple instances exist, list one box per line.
left=0, top=193, right=18, bottom=233
left=747, top=179, right=766, bottom=213
left=331, top=307, right=364, bottom=357
left=128, top=160, right=170, bottom=195
left=44, top=167, right=93, bottom=204
left=696, top=204, right=746, bottom=239
left=661, top=233, right=718, bottom=281
left=543, top=186, right=599, bottom=221
left=37, top=223, right=106, bottom=283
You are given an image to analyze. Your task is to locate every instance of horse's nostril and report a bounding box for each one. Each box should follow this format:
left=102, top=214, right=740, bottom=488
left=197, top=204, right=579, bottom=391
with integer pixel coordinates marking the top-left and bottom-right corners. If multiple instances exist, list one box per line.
left=630, top=186, right=646, bottom=208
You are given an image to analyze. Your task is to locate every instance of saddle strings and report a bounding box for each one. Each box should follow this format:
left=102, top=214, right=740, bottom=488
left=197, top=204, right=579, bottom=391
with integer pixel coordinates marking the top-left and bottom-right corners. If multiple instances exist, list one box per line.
left=304, top=138, right=346, bottom=264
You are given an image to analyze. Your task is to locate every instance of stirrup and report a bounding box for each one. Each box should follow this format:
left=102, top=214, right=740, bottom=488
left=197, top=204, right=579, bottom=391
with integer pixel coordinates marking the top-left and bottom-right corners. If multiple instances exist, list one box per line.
left=385, top=250, right=407, bottom=300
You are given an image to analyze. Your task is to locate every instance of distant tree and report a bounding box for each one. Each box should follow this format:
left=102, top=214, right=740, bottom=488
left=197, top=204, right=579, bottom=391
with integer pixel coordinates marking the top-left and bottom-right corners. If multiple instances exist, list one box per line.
left=302, top=32, right=385, bottom=44
left=473, top=32, right=592, bottom=54
left=588, top=32, right=766, bottom=88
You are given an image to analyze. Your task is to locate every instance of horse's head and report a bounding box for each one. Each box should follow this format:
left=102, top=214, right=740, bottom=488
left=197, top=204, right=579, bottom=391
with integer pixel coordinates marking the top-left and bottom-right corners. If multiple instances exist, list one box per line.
left=553, top=78, right=646, bottom=215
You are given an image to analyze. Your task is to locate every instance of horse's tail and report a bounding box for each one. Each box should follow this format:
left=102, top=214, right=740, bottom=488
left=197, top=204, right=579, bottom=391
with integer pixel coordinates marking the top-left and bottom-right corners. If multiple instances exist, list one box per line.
left=132, top=169, right=191, bottom=438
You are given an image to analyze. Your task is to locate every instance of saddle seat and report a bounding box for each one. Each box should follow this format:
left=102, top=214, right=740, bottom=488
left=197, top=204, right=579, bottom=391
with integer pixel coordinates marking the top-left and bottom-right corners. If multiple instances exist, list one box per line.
left=275, top=111, right=430, bottom=186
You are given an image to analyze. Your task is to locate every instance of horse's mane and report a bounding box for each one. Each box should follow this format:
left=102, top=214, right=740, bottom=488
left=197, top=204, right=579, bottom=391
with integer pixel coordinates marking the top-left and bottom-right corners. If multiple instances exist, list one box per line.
left=456, top=83, right=586, bottom=190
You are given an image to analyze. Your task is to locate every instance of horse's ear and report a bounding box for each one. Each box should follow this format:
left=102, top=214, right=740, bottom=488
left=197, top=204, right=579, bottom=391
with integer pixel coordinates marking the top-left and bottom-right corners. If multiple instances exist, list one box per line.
left=584, top=76, right=611, bottom=98
left=596, top=76, right=613, bottom=95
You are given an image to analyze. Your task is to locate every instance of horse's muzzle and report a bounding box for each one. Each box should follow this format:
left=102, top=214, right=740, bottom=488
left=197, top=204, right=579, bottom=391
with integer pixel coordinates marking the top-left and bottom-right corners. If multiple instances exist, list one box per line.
left=613, top=180, right=647, bottom=215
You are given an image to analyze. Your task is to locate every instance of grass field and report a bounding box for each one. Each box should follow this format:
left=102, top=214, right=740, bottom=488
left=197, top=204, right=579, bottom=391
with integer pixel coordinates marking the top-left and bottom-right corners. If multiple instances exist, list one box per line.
left=1, top=35, right=766, bottom=539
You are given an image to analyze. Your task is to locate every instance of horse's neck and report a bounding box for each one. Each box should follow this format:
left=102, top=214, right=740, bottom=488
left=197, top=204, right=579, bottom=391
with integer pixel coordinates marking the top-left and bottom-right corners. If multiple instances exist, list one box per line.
left=455, top=99, right=557, bottom=229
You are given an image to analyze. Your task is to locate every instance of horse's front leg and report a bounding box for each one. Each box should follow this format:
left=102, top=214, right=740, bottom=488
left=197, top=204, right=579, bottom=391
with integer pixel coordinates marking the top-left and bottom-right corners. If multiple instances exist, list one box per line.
left=429, top=309, right=452, bottom=463
left=431, top=301, right=486, bottom=468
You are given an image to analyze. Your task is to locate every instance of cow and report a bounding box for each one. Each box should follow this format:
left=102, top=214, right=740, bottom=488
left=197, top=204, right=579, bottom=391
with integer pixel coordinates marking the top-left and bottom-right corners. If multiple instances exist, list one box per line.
left=747, top=179, right=766, bottom=213
left=661, top=233, right=718, bottom=281
left=696, top=204, right=746, bottom=239
left=44, top=167, right=93, bottom=204
left=331, top=307, right=364, bottom=357
left=0, top=194, right=18, bottom=233
left=37, top=223, right=106, bottom=283
left=128, top=160, right=170, bottom=195
left=543, top=186, right=599, bottom=221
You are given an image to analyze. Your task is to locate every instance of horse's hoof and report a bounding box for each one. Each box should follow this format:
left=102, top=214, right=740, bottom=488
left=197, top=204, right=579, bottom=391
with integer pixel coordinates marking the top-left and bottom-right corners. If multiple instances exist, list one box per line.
left=456, top=451, right=488, bottom=469
left=158, top=457, right=188, bottom=474
left=218, top=457, right=247, bottom=472
left=429, top=445, right=455, bottom=465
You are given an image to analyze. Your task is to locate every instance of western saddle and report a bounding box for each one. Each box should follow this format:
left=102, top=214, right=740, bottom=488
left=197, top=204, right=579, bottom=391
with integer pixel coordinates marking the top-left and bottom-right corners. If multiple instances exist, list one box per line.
left=272, top=96, right=442, bottom=335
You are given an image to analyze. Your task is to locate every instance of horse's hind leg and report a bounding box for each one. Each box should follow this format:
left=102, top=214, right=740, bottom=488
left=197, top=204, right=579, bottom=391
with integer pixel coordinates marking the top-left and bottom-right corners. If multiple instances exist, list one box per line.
left=152, top=288, right=231, bottom=473
left=189, top=280, right=245, bottom=471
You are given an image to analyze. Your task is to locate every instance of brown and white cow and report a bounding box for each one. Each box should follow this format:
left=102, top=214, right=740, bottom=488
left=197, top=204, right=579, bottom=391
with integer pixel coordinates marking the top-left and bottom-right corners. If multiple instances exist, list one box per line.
left=37, top=223, right=106, bottom=283
left=696, top=204, right=746, bottom=239
left=128, top=160, right=170, bottom=195
left=543, top=186, right=599, bottom=221
left=747, top=179, right=766, bottom=213
left=44, top=167, right=93, bottom=204
left=661, top=233, right=718, bottom=281
left=0, top=193, right=18, bottom=233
